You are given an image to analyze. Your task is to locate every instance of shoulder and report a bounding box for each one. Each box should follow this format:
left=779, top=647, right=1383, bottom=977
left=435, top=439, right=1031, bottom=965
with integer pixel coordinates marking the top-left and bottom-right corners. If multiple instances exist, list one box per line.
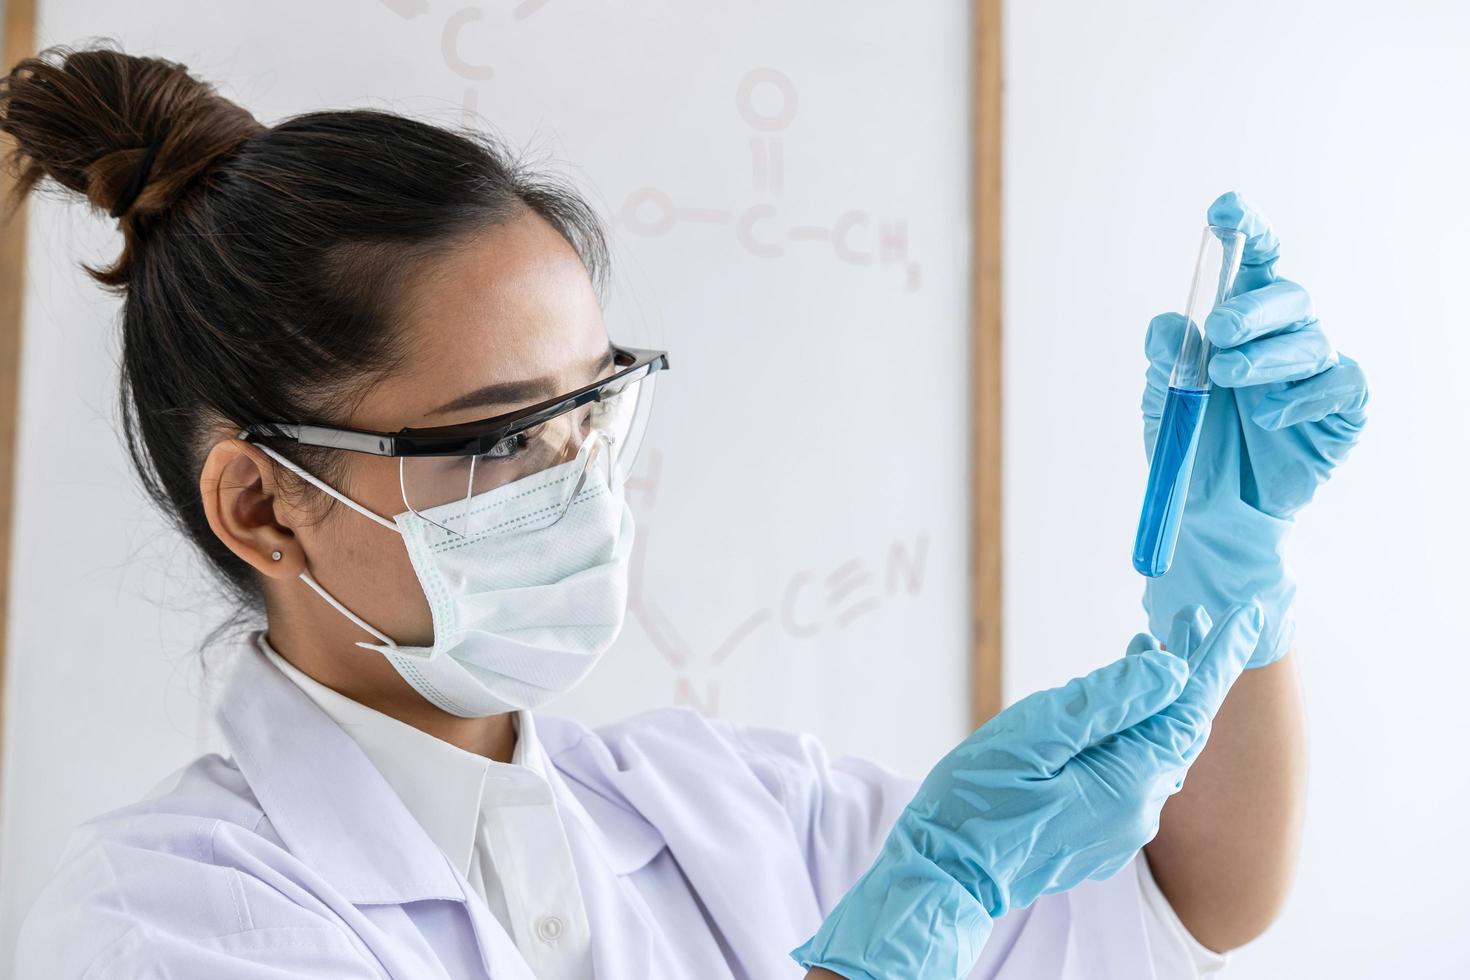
left=35, top=750, right=266, bottom=880
left=538, top=707, right=915, bottom=878
left=540, top=705, right=824, bottom=785
left=539, top=703, right=834, bottom=759
left=541, top=705, right=914, bottom=800
left=14, top=753, right=347, bottom=979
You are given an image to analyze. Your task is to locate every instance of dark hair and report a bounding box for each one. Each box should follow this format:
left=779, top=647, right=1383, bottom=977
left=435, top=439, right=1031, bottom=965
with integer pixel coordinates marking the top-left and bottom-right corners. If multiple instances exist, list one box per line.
left=0, top=40, right=613, bottom=652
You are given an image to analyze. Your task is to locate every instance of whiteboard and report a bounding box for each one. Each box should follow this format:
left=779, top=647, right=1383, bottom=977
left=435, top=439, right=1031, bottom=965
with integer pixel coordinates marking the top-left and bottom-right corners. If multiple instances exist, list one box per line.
left=0, top=0, right=975, bottom=955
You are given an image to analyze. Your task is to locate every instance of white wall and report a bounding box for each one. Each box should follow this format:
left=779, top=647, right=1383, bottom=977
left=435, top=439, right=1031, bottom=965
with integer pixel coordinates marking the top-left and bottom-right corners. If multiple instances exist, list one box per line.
left=1005, top=2, right=1470, bottom=976
left=0, top=0, right=974, bottom=963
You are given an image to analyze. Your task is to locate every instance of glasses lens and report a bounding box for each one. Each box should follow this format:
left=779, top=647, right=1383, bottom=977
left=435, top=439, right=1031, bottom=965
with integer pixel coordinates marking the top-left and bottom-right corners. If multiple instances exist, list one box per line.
left=398, top=367, right=656, bottom=538
left=595, top=366, right=657, bottom=489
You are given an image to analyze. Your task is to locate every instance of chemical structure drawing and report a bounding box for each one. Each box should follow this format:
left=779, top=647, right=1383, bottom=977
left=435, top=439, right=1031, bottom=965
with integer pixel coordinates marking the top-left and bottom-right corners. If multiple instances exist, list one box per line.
left=615, top=67, right=924, bottom=293
left=374, top=3, right=923, bottom=291
left=624, top=448, right=929, bottom=716
left=378, top=0, right=554, bottom=120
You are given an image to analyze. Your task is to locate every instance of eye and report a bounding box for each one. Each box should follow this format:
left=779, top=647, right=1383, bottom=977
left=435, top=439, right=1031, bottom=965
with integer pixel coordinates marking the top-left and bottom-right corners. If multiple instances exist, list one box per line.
left=481, top=431, right=529, bottom=461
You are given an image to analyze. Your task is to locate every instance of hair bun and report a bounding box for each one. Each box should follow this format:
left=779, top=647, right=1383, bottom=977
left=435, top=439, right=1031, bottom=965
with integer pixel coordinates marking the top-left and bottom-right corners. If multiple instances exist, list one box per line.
left=0, top=39, right=266, bottom=224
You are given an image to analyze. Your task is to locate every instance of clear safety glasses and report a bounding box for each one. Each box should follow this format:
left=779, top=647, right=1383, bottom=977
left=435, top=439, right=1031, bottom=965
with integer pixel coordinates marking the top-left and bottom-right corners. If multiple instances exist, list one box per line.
left=238, top=345, right=668, bottom=539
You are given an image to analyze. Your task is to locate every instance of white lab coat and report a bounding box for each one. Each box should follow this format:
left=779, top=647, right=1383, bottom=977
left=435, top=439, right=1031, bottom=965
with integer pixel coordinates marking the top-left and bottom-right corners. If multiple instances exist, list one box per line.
left=14, top=635, right=1222, bottom=978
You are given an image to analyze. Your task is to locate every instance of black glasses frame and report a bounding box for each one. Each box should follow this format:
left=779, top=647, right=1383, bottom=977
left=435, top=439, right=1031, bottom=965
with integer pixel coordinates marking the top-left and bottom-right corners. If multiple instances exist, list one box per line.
left=238, top=345, right=670, bottom=458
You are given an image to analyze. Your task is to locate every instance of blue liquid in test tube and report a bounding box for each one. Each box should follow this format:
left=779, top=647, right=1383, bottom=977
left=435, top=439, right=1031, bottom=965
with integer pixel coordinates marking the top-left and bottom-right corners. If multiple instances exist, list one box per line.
left=1133, top=387, right=1209, bottom=577
left=1132, top=225, right=1246, bottom=578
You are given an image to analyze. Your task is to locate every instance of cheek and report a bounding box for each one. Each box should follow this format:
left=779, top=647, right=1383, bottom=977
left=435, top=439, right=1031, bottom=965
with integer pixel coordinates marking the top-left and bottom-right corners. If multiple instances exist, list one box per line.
left=314, top=461, right=435, bottom=642
left=327, top=511, right=433, bottom=644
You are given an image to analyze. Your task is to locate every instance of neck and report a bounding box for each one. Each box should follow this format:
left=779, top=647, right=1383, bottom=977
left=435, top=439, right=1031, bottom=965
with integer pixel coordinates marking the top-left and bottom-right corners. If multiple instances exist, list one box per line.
left=261, top=599, right=518, bottom=763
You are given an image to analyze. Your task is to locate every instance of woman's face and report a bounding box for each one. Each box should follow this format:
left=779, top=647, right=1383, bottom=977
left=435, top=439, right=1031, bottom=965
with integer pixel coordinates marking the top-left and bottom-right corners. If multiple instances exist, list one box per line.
left=205, top=208, right=615, bottom=705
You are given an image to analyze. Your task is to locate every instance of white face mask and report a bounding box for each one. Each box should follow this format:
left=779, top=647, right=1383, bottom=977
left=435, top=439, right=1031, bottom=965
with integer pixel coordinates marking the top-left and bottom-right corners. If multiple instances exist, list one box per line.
left=252, top=438, right=635, bottom=717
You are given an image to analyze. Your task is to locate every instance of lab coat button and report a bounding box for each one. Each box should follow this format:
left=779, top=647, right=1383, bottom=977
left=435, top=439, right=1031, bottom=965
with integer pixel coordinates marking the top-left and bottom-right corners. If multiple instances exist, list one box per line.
left=536, top=914, right=564, bottom=943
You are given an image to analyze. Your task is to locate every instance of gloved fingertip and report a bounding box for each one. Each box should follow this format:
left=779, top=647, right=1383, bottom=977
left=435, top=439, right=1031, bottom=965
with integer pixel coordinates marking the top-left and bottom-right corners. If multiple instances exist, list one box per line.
left=1145, top=312, right=1186, bottom=359
left=1126, top=631, right=1162, bottom=657
left=1224, top=603, right=1265, bottom=658
left=1203, top=308, right=1243, bottom=348
left=1135, top=646, right=1191, bottom=693
left=1206, top=190, right=1249, bottom=228
left=1206, top=190, right=1281, bottom=270
left=1166, top=605, right=1211, bottom=666
left=1218, top=601, right=1263, bottom=631
left=1208, top=350, right=1246, bottom=385
left=1171, top=604, right=1210, bottom=629
left=1189, top=604, right=1264, bottom=687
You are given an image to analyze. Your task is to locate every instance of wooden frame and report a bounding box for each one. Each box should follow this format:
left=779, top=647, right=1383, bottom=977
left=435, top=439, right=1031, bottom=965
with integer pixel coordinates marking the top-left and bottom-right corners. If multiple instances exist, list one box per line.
left=970, top=0, right=1004, bottom=727
left=0, top=0, right=39, bottom=802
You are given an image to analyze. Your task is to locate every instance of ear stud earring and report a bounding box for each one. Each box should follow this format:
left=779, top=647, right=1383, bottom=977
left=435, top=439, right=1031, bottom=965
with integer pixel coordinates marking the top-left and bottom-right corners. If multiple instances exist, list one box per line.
left=270, top=551, right=283, bottom=561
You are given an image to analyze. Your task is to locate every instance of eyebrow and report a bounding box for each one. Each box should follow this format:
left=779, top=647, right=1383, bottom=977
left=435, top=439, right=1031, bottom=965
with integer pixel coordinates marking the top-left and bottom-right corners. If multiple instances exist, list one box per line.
left=428, top=345, right=618, bottom=418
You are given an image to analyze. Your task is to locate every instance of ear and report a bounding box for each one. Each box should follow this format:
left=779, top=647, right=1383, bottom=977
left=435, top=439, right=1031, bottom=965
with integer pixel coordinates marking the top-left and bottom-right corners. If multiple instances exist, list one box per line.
left=198, top=435, right=306, bottom=579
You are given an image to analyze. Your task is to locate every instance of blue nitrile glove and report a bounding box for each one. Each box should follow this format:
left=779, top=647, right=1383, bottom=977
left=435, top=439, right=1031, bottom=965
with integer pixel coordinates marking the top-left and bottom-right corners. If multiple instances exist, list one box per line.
left=1142, top=191, right=1369, bottom=668
left=791, top=603, right=1263, bottom=980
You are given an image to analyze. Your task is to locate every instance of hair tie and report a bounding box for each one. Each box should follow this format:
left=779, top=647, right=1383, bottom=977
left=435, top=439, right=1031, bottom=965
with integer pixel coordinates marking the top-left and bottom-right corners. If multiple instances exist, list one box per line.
left=109, top=141, right=162, bottom=218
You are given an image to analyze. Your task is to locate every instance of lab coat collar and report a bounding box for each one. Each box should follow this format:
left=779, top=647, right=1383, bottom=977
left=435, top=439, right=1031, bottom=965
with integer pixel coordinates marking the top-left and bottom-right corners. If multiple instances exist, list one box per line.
left=211, top=636, right=470, bottom=905
left=212, top=634, right=667, bottom=903
left=253, top=631, right=550, bottom=883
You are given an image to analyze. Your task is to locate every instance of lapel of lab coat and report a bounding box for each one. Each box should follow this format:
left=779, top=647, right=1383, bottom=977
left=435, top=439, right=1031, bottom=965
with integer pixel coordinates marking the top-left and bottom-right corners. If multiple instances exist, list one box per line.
left=533, top=722, right=664, bottom=978
left=211, top=640, right=532, bottom=980
left=539, top=709, right=823, bottom=979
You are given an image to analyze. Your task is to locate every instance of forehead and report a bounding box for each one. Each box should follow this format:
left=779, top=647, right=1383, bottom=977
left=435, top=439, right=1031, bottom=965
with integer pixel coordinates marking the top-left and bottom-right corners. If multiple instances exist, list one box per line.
left=361, top=210, right=608, bottom=429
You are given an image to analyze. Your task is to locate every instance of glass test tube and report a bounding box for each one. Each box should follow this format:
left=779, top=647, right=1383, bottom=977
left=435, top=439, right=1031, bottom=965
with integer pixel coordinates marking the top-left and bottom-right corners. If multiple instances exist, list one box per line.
left=1132, top=225, right=1247, bottom=578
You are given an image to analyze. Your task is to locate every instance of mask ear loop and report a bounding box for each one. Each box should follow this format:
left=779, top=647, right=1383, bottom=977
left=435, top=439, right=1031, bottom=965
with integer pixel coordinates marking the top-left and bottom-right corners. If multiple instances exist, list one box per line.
left=236, top=430, right=421, bottom=656
left=297, top=568, right=406, bottom=652
left=239, top=430, right=400, bottom=533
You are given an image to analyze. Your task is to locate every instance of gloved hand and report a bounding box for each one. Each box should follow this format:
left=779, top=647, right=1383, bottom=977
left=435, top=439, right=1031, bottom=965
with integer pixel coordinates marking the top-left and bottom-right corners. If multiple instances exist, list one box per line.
left=1142, top=191, right=1369, bottom=668
left=791, top=603, right=1263, bottom=980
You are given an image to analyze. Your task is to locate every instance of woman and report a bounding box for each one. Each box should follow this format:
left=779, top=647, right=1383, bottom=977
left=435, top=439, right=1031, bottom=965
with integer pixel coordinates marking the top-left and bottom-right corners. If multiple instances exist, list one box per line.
left=2, top=43, right=1366, bottom=979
